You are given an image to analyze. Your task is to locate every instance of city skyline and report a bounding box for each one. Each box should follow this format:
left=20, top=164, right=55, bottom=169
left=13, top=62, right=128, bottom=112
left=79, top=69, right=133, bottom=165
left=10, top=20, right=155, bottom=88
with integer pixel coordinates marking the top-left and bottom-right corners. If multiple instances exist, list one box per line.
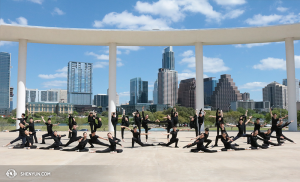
left=1, top=0, right=300, bottom=106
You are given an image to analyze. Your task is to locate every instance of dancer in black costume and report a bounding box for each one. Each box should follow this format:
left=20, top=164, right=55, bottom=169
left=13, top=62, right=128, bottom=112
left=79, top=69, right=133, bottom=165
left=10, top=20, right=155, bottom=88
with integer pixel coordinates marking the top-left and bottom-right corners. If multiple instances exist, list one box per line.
left=197, top=109, right=206, bottom=135
left=3, top=123, right=30, bottom=147
left=220, top=132, right=247, bottom=151
left=157, top=115, right=173, bottom=142
left=111, top=111, right=122, bottom=138
left=258, top=129, right=281, bottom=147
left=88, top=130, right=110, bottom=148
left=61, top=132, right=90, bottom=152
left=191, top=128, right=212, bottom=148
left=63, top=125, right=82, bottom=147
left=276, top=120, right=296, bottom=144
left=120, top=109, right=129, bottom=142
left=8, top=130, right=37, bottom=149
left=25, top=117, right=41, bottom=144
left=121, top=126, right=154, bottom=148
left=38, top=131, right=65, bottom=150
left=12, top=108, right=29, bottom=125
left=141, top=107, right=159, bottom=143
left=40, top=116, right=60, bottom=144
left=68, top=113, right=77, bottom=138
left=269, top=108, right=288, bottom=134
left=209, top=108, right=223, bottom=136
left=171, top=107, right=179, bottom=127
left=245, top=130, right=268, bottom=149
left=158, top=126, right=190, bottom=148
left=183, top=133, right=220, bottom=153
left=189, top=110, right=198, bottom=137
left=89, top=132, right=123, bottom=154
left=88, top=111, right=97, bottom=133
left=132, top=110, right=142, bottom=139
left=226, top=116, right=252, bottom=142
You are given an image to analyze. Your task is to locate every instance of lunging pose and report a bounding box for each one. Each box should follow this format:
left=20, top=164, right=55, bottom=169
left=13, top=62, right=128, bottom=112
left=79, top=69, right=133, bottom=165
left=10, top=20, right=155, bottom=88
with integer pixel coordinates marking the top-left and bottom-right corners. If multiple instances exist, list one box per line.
left=121, top=126, right=154, bottom=148
left=220, top=132, right=246, bottom=151
left=25, top=117, right=40, bottom=144
left=3, top=123, right=29, bottom=147
left=9, top=130, right=37, bottom=149
left=88, top=130, right=110, bottom=148
left=39, top=131, right=65, bottom=150
left=226, top=116, right=252, bottom=142
left=41, top=116, right=60, bottom=144
left=214, top=122, right=231, bottom=147
left=64, top=125, right=82, bottom=147
left=245, top=130, right=268, bottom=149
left=90, top=132, right=123, bottom=154
left=183, top=133, right=220, bottom=153
left=158, top=126, right=190, bottom=148
left=157, top=115, right=174, bottom=142
left=61, top=132, right=90, bottom=152
left=258, top=129, right=281, bottom=147
left=276, top=120, right=296, bottom=144
left=191, top=128, right=212, bottom=148
left=270, top=108, right=288, bottom=134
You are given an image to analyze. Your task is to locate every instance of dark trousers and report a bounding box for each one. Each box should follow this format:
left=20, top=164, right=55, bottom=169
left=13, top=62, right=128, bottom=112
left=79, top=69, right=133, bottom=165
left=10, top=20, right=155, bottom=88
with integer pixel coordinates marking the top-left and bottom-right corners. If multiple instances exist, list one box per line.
left=95, top=148, right=123, bottom=153
left=159, top=138, right=179, bottom=147
left=221, top=145, right=245, bottom=151
left=137, top=124, right=141, bottom=139
left=277, top=134, right=293, bottom=143
left=64, top=137, right=82, bottom=147
left=194, top=126, right=198, bottom=137
left=89, top=139, right=110, bottom=147
left=216, top=123, right=220, bottom=136
left=167, top=128, right=171, bottom=139
left=190, top=146, right=217, bottom=153
left=10, top=136, right=26, bottom=145
left=215, top=135, right=222, bottom=146
left=231, top=134, right=247, bottom=142
left=198, top=123, right=203, bottom=135
left=39, top=144, right=61, bottom=150
left=132, top=138, right=153, bottom=147
left=62, top=147, right=89, bottom=152
left=121, top=127, right=125, bottom=139
left=42, top=133, right=53, bottom=143
left=30, top=133, right=38, bottom=143
left=143, top=126, right=151, bottom=140
left=250, top=144, right=268, bottom=149
left=89, top=123, right=97, bottom=133
left=204, top=139, right=212, bottom=148
left=113, top=124, right=116, bottom=138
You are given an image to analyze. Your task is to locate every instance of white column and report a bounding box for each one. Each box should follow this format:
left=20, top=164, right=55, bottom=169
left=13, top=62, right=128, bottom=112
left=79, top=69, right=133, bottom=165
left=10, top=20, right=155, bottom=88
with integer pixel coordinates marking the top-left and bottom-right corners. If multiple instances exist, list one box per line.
left=285, top=38, right=297, bottom=131
left=195, top=42, right=204, bottom=131
left=16, top=39, right=27, bottom=129
left=108, top=43, right=117, bottom=132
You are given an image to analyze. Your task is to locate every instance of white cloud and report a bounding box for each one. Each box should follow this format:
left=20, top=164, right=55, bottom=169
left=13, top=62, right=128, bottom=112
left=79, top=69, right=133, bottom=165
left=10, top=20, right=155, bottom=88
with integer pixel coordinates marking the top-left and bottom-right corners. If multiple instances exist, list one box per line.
left=295, top=55, right=300, bottom=68
left=28, top=0, right=43, bottom=4
left=179, top=50, right=230, bottom=73
left=52, top=8, right=65, bottom=15
left=42, top=80, right=67, bottom=88
left=119, top=91, right=130, bottom=97
left=118, top=46, right=143, bottom=54
left=180, top=50, right=194, bottom=57
left=245, top=13, right=300, bottom=26
left=277, top=7, right=288, bottom=12
left=93, top=11, right=170, bottom=30
left=38, top=66, right=68, bottom=79
left=234, top=43, right=271, bottom=48
left=94, top=62, right=109, bottom=68
left=85, top=52, right=109, bottom=60
left=253, top=57, right=286, bottom=70
left=178, top=69, right=208, bottom=81
left=56, top=66, right=68, bottom=73
left=0, top=41, right=15, bottom=47
left=2, top=17, right=28, bottom=25
left=223, top=9, right=244, bottom=19
left=239, top=82, right=268, bottom=90
left=117, top=62, right=124, bottom=67
left=214, top=0, right=246, bottom=6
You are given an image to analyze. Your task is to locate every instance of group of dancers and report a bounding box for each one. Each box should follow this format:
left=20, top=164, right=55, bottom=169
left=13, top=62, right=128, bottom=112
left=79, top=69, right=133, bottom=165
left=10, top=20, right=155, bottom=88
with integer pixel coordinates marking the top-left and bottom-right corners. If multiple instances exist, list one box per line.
left=3, top=107, right=297, bottom=153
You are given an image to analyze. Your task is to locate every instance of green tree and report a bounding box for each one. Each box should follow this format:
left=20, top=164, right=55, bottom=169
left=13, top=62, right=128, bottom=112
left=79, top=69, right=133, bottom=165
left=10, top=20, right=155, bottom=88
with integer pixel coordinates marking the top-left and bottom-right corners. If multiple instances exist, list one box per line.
left=73, top=111, right=78, bottom=116
left=101, top=111, right=108, bottom=117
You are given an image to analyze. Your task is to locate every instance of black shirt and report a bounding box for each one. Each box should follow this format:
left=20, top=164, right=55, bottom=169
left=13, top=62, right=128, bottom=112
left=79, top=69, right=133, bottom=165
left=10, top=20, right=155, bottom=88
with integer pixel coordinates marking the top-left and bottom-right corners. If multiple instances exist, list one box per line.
left=17, top=116, right=28, bottom=125
left=121, top=116, right=129, bottom=127
left=108, top=137, right=121, bottom=151
left=111, top=116, right=118, bottom=126
left=220, top=127, right=227, bottom=135
left=198, top=116, right=204, bottom=124
left=10, top=127, right=27, bottom=137
left=254, top=123, right=261, bottom=132
left=52, top=135, right=62, bottom=147
left=45, top=123, right=53, bottom=134
left=272, top=117, right=279, bottom=128
left=131, top=130, right=140, bottom=139
left=204, top=132, right=209, bottom=140
left=134, top=115, right=141, bottom=125
left=276, top=122, right=291, bottom=136
left=221, top=137, right=231, bottom=149
left=89, top=134, right=99, bottom=142
left=70, top=129, right=77, bottom=139
left=236, top=124, right=244, bottom=135
left=77, top=138, right=89, bottom=149
left=27, top=122, right=35, bottom=133
left=161, top=119, right=173, bottom=129
left=246, top=134, right=259, bottom=147
left=171, top=109, right=178, bottom=126
left=170, top=129, right=179, bottom=140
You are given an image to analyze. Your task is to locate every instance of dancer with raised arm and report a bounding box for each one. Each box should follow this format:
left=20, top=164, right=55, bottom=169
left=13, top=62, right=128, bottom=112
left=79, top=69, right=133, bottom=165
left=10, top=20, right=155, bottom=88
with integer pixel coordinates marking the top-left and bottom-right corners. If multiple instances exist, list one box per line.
left=247, top=118, right=266, bottom=135
left=12, top=108, right=29, bottom=125
left=88, top=130, right=110, bottom=148
left=25, top=117, right=41, bottom=144
left=209, top=108, right=223, bottom=136
left=191, top=128, right=212, bottom=148
left=197, top=109, right=206, bottom=135
left=121, top=126, right=154, bottom=147
left=189, top=111, right=198, bottom=137
left=61, top=132, right=90, bottom=152
left=258, top=129, right=281, bottom=147
left=132, top=110, right=142, bottom=139
left=183, top=133, right=220, bottom=153
left=220, top=133, right=247, bottom=151
left=240, top=110, right=248, bottom=134
left=276, top=120, right=296, bottom=144
left=89, top=132, right=123, bottom=154
left=142, top=107, right=159, bottom=143
left=88, top=111, right=97, bottom=133
left=158, top=126, right=190, bottom=148
left=38, top=131, right=65, bottom=150
left=157, top=115, right=173, bottom=142
left=213, top=122, right=232, bottom=147
left=40, top=116, right=60, bottom=144
left=3, top=123, right=29, bottom=147
left=8, top=130, right=37, bottom=149
left=68, top=113, right=77, bottom=138
left=121, top=109, right=129, bottom=142
left=270, top=108, right=288, bottom=134
left=245, top=130, right=268, bottom=149
left=226, top=116, right=252, bottom=142
left=111, top=111, right=122, bottom=138
left=63, top=125, right=82, bottom=147
left=171, top=107, right=179, bottom=127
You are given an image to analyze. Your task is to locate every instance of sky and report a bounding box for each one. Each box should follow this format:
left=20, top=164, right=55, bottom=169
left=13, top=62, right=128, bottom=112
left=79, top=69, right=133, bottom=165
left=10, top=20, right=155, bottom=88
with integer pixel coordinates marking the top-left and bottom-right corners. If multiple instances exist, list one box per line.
left=0, top=0, right=300, bottom=107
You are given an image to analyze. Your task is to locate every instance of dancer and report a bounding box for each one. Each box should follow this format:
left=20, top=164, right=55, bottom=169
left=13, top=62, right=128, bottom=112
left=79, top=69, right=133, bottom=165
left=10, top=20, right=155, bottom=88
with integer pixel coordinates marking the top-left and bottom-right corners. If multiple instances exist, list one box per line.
left=226, top=116, right=252, bottom=142
left=88, top=111, right=97, bottom=133
left=245, top=130, right=268, bottom=149
left=38, top=131, right=65, bottom=150
left=258, top=129, right=281, bottom=147
left=142, top=107, right=159, bottom=143
left=220, top=132, right=246, bottom=151
left=90, top=132, right=123, bottom=154
left=157, top=115, right=174, bottom=142
left=171, top=107, right=179, bottom=127
left=197, top=109, right=206, bottom=135
left=9, top=130, right=37, bottom=149
left=41, top=116, right=60, bottom=144
left=183, top=133, right=220, bottom=153
left=95, top=116, right=103, bottom=129
left=25, top=117, right=41, bottom=144
left=270, top=108, right=288, bottom=134
left=61, top=132, right=90, bottom=152
left=12, top=108, right=29, bottom=125
left=191, top=128, right=212, bottom=148
left=132, top=110, right=142, bottom=139
left=63, top=125, right=82, bottom=147
left=88, top=130, right=110, bottom=148
left=209, top=108, right=223, bottom=136
left=240, top=110, right=248, bottom=134
left=214, top=122, right=230, bottom=147
left=121, top=126, right=154, bottom=148
left=247, top=118, right=266, bottom=134
left=158, top=126, right=190, bottom=148
left=276, top=120, right=296, bottom=144
left=189, top=110, right=198, bottom=137
left=3, top=123, right=29, bottom=147
left=68, top=113, right=77, bottom=138
left=111, top=112, right=122, bottom=138
left=121, top=110, right=129, bottom=142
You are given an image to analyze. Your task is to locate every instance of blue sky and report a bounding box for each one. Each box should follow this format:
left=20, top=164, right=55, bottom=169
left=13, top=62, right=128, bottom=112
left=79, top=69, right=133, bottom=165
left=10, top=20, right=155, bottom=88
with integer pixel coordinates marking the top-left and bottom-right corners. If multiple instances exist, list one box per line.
left=1, top=0, right=300, bottom=107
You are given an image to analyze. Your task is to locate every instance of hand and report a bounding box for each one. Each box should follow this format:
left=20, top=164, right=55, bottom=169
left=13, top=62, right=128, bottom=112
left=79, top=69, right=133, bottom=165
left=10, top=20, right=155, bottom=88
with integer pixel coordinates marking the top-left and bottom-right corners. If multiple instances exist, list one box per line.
left=291, top=120, right=294, bottom=123
left=249, top=116, right=253, bottom=119
left=41, top=116, right=44, bottom=119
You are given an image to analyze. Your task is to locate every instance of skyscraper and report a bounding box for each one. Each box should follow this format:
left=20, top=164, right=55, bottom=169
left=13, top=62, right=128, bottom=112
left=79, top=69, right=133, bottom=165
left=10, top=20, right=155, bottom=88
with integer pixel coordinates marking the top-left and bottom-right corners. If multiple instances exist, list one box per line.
left=129, top=77, right=148, bottom=105
left=94, top=94, right=108, bottom=108
left=283, top=78, right=299, bottom=102
left=241, top=92, right=250, bottom=101
left=158, top=68, right=178, bottom=107
left=204, top=77, right=218, bottom=106
left=153, top=79, right=158, bottom=104
left=211, top=74, right=242, bottom=111
left=178, top=78, right=196, bottom=109
left=263, top=82, right=288, bottom=109
left=0, top=52, right=11, bottom=115
left=162, top=46, right=175, bottom=70
left=67, top=61, right=93, bottom=105
left=26, top=89, right=67, bottom=103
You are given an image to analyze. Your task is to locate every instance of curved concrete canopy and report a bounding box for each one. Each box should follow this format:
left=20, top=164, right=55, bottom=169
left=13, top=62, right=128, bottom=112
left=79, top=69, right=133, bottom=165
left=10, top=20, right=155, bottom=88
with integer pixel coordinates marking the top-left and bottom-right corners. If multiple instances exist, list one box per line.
left=0, top=23, right=300, bottom=46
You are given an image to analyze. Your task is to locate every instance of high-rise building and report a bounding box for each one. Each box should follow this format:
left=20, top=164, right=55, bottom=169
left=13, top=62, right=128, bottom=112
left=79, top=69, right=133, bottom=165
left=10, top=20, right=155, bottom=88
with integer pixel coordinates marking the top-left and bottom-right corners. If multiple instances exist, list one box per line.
left=158, top=68, right=178, bottom=107
left=107, top=89, right=120, bottom=106
left=263, top=81, right=288, bottom=109
left=178, top=78, right=196, bottom=109
left=26, top=89, right=67, bottom=103
left=153, top=79, right=158, bottom=104
left=241, top=92, right=250, bottom=101
left=204, top=77, right=218, bottom=106
left=211, top=74, right=242, bottom=111
left=230, top=101, right=270, bottom=112
left=10, top=87, right=14, bottom=112
left=282, top=78, right=299, bottom=102
left=162, top=46, right=175, bottom=70
left=67, top=61, right=93, bottom=105
left=129, top=77, right=148, bottom=105
left=94, top=94, right=108, bottom=108
left=0, top=52, right=11, bottom=115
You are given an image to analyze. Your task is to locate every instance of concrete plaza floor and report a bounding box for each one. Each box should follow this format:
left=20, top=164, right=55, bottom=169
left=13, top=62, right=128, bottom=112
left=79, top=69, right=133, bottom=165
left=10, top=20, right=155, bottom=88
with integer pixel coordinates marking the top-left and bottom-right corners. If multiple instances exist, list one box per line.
left=0, top=130, right=300, bottom=182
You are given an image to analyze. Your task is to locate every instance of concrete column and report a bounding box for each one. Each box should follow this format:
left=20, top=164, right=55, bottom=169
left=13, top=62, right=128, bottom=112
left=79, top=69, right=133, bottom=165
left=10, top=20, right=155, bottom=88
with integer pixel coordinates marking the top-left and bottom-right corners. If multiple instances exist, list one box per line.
left=285, top=38, right=297, bottom=131
left=16, top=39, right=27, bottom=129
left=195, top=42, right=204, bottom=131
left=108, top=43, right=117, bottom=132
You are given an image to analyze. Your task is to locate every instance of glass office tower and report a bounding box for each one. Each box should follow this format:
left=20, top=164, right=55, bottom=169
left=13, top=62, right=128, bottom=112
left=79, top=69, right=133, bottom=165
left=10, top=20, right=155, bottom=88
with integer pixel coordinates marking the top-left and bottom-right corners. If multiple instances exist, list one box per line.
left=162, top=46, right=175, bottom=70
left=0, top=52, right=11, bottom=115
left=129, top=77, right=148, bottom=105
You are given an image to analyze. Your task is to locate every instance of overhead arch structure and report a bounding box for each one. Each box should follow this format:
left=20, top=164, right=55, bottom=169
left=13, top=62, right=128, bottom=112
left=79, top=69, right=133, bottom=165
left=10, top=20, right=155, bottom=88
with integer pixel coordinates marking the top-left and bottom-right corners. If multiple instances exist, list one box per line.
left=1, top=23, right=299, bottom=131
